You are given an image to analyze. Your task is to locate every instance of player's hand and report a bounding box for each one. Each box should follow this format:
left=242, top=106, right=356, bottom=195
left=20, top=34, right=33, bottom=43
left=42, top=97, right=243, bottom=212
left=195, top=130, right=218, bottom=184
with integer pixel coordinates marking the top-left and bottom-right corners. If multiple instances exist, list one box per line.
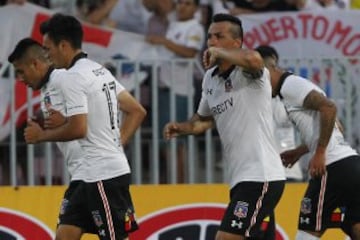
left=163, top=122, right=181, bottom=140
left=44, top=109, right=66, bottom=129
left=308, top=152, right=326, bottom=178
left=280, top=149, right=301, bottom=168
left=24, top=119, right=45, bottom=144
left=203, top=47, right=219, bottom=69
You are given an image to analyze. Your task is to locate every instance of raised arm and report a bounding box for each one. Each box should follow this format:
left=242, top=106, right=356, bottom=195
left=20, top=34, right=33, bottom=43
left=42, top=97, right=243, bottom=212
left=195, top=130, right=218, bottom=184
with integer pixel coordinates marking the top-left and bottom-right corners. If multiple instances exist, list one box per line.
left=203, top=47, right=264, bottom=74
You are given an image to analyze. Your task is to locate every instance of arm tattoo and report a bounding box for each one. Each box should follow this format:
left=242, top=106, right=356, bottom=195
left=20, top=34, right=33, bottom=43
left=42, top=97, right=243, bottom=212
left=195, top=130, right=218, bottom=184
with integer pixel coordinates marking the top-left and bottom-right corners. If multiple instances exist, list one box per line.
left=303, top=90, right=337, bottom=149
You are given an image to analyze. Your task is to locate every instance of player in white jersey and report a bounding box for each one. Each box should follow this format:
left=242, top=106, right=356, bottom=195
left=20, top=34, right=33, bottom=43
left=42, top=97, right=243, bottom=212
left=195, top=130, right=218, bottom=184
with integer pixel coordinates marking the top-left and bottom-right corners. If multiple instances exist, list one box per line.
left=163, top=14, right=286, bottom=240
left=8, top=38, right=87, bottom=182
left=256, top=45, right=360, bottom=240
left=23, top=14, right=146, bottom=240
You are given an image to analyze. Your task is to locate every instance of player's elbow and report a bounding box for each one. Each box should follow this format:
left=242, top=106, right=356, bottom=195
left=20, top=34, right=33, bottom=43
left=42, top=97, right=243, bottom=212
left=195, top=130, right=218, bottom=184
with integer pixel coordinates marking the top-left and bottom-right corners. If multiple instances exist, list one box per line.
left=321, top=100, right=337, bottom=121
left=136, top=105, right=147, bottom=124
left=244, top=50, right=264, bottom=72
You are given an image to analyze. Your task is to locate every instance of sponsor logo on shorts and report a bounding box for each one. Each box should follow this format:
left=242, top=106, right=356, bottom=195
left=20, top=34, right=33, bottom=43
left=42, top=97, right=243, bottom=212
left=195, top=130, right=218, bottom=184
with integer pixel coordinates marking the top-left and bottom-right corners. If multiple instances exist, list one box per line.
left=92, top=210, right=104, bottom=227
left=99, top=229, right=106, bottom=237
left=60, top=199, right=69, bottom=215
left=124, top=208, right=137, bottom=232
left=231, top=220, right=243, bottom=229
left=300, top=198, right=312, bottom=214
left=300, top=217, right=310, bottom=225
left=233, top=201, right=249, bottom=218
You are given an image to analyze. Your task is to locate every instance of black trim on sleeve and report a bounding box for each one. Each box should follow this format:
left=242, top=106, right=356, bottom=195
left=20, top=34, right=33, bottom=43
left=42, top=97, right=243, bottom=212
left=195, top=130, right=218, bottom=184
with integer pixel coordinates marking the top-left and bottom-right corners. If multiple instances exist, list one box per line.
left=37, top=66, right=55, bottom=90
left=274, top=71, right=293, bottom=99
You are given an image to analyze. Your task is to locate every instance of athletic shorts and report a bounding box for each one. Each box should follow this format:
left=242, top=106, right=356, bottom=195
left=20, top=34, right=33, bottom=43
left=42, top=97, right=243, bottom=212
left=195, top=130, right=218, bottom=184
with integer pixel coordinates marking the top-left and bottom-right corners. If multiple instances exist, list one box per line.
left=58, top=174, right=138, bottom=239
left=298, top=155, right=360, bottom=232
left=219, top=180, right=285, bottom=238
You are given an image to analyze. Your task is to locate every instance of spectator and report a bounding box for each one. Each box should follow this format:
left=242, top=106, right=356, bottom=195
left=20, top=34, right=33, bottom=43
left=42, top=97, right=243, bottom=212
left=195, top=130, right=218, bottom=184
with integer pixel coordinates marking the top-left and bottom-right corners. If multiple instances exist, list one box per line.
left=199, top=0, right=228, bottom=28
left=291, top=0, right=350, bottom=10
left=143, top=0, right=175, bottom=36
left=0, top=0, right=50, bottom=7
left=75, top=0, right=118, bottom=28
left=146, top=0, right=205, bottom=183
left=223, top=0, right=298, bottom=15
left=108, top=0, right=151, bottom=34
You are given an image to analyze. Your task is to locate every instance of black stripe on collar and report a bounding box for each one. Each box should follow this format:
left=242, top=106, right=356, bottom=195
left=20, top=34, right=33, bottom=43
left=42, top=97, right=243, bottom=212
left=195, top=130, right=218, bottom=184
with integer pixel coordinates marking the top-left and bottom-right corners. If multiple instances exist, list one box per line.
left=275, top=71, right=293, bottom=99
left=211, top=65, right=236, bottom=79
left=37, top=66, right=55, bottom=90
left=68, top=52, right=88, bottom=69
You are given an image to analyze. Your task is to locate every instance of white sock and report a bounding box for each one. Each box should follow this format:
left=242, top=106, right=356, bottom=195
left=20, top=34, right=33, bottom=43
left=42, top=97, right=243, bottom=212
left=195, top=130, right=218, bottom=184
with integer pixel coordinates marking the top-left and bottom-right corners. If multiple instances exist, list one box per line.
left=295, top=230, right=320, bottom=240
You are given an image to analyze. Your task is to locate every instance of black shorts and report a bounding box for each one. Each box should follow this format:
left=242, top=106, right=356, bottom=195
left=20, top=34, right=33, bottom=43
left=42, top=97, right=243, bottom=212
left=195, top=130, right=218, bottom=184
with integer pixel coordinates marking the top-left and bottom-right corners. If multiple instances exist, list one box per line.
left=219, top=180, right=285, bottom=238
left=298, top=155, right=360, bottom=232
left=58, top=174, right=138, bottom=239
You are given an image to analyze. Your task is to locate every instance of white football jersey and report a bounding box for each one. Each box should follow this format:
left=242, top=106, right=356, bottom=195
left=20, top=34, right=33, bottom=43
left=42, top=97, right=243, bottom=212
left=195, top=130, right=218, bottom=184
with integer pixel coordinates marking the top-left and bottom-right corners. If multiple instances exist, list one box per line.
left=62, top=56, right=130, bottom=182
left=280, top=74, right=358, bottom=165
left=198, top=66, right=285, bottom=188
left=40, top=68, right=86, bottom=181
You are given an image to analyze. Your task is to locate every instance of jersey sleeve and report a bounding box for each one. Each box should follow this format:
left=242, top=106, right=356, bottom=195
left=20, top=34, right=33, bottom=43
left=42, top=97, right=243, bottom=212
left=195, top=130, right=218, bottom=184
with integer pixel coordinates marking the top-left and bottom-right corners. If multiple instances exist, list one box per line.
left=61, top=72, right=88, bottom=116
left=114, top=77, right=125, bottom=95
left=280, top=75, right=323, bottom=106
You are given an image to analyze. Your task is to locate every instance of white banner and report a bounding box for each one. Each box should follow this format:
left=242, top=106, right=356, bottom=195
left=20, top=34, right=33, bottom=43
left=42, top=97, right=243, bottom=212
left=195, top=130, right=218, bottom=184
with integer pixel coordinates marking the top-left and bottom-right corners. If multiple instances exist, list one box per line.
left=240, top=10, right=360, bottom=58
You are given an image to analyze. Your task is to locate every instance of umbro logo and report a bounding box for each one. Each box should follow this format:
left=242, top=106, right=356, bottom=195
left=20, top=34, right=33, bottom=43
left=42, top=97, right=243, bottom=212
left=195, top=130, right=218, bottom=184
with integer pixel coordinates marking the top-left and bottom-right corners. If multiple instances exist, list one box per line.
left=206, top=89, right=213, bottom=95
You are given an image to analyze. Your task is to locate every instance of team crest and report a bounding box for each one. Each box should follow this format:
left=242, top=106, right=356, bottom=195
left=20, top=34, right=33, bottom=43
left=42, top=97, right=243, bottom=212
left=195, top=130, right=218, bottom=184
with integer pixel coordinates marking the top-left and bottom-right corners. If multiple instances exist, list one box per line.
left=59, top=199, right=69, bottom=215
left=300, top=198, right=312, bottom=214
left=92, top=210, right=104, bottom=227
left=224, top=78, right=233, bottom=92
left=233, top=201, right=249, bottom=218
left=44, top=92, right=52, bottom=110
left=124, top=208, right=137, bottom=231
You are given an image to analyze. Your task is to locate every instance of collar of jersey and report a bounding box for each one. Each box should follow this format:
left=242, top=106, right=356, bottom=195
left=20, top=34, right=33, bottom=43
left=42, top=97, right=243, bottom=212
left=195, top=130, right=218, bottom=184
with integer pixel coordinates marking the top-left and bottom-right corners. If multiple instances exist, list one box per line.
left=211, top=65, right=236, bottom=79
left=274, top=71, right=293, bottom=99
left=37, top=66, right=55, bottom=90
left=68, top=52, right=88, bottom=69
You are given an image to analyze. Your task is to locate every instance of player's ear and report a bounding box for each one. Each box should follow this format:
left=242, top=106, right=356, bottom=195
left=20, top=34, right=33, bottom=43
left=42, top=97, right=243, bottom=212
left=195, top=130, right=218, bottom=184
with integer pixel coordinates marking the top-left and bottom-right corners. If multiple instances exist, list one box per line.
left=233, top=38, right=242, bottom=48
left=29, top=58, right=39, bottom=70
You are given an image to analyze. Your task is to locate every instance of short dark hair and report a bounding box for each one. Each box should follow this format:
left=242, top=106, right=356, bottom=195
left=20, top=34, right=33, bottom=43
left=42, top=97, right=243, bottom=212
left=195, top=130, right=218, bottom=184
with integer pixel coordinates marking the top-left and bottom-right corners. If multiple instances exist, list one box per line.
left=212, top=13, right=243, bottom=40
left=255, top=45, right=279, bottom=62
left=40, top=13, right=83, bottom=49
left=8, top=38, right=43, bottom=63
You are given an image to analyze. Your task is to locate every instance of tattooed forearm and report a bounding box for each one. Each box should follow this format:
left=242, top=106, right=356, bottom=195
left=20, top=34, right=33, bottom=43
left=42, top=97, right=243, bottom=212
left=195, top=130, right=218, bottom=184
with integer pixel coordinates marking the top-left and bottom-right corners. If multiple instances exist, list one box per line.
left=303, top=90, right=337, bottom=149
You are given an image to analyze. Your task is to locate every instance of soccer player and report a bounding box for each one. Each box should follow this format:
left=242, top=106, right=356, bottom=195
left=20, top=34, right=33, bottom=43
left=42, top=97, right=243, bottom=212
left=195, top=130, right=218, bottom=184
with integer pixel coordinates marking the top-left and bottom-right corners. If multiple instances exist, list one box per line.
left=256, top=45, right=360, bottom=240
left=8, top=37, right=87, bottom=189
left=163, top=13, right=286, bottom=240
left=23, top=14, right=147, bottom=240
